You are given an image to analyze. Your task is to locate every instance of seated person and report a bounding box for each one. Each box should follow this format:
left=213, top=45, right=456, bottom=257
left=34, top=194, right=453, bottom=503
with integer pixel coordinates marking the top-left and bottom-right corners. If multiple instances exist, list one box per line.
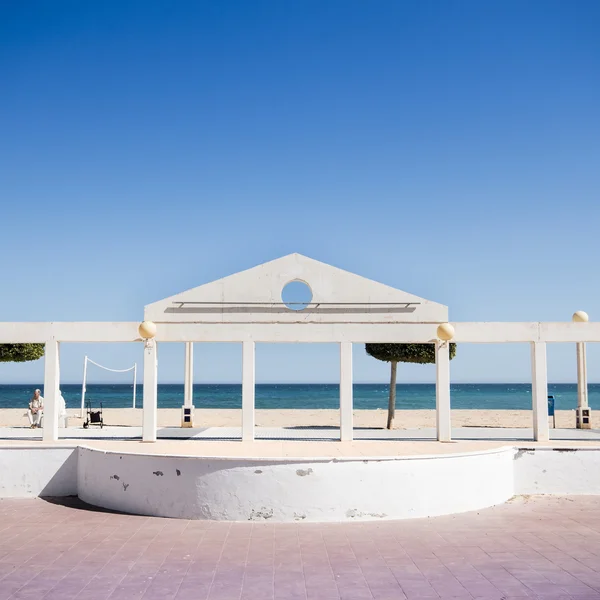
left=27, top=389, right=44, bottom=428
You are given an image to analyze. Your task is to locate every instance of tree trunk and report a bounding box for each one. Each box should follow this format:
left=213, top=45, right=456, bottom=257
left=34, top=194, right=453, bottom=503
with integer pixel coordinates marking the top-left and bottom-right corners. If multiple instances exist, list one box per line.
left=387, top=361, right=397, bottom=429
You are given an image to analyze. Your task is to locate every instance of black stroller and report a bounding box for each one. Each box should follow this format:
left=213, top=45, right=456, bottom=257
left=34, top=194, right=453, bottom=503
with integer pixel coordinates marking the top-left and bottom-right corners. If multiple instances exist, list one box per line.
left=83, top=400, right=104, bottom=429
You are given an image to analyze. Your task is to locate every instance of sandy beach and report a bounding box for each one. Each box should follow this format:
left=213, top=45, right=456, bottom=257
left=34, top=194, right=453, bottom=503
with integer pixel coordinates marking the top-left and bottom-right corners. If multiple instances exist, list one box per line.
left=0, top=407, right=578, bottom=429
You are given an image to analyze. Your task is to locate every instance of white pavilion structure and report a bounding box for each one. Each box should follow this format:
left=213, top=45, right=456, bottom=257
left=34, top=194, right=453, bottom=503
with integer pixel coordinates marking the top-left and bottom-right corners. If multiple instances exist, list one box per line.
left=142, top=253, right=452, bottom=443
left=0, top=252, right=597, bottom=444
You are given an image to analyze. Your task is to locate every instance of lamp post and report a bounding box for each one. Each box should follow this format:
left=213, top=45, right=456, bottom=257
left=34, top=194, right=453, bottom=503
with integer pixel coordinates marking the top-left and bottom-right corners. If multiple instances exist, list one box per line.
left=573, top=311, right=590, bottom=429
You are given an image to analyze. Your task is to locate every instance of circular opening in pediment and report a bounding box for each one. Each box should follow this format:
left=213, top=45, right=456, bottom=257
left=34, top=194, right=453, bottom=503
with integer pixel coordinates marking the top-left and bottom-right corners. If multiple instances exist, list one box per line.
left=281, top=280, right=312, bottom=311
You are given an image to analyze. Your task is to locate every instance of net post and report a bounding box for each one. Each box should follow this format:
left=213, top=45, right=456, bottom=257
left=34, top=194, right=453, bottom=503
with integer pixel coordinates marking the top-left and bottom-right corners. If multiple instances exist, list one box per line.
left=80, top=356, right=88, bottom=418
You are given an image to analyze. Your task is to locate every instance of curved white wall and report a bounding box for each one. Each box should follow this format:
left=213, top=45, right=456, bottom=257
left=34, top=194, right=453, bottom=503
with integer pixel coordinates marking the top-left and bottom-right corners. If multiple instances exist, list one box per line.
left=77, top=446, right=515, bottom=522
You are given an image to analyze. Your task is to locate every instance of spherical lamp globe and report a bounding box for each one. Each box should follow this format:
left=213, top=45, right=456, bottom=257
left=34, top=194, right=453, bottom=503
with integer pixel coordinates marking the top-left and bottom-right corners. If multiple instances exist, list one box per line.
left=437, top=323, right=455, bottom=341
left=138, top=321, right=157, bottom=339
left=572, top=311, right=589, bottom=323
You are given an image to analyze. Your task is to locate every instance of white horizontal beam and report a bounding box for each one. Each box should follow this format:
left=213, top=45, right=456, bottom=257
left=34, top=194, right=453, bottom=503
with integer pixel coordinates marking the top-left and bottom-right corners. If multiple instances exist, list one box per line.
left=152, top=323, right=441, bottom=343
left=1, top=321, right=600, bottom=344
left=0, top=322, right=140, bottom=343
left=538, top=322, right=600, bottom=343
left=452, top=322, right=540, bottom=343
left=452, top=322, right=600, bottom=343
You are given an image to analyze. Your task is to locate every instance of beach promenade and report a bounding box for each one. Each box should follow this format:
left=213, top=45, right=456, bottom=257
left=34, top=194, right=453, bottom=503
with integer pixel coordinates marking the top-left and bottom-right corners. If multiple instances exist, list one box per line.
left=1, top=496, right=600, bottom=600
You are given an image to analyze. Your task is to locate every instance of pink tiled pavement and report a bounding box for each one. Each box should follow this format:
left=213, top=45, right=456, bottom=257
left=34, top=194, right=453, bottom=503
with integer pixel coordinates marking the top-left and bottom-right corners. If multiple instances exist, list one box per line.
left=1, top=496, right=600, bottom=599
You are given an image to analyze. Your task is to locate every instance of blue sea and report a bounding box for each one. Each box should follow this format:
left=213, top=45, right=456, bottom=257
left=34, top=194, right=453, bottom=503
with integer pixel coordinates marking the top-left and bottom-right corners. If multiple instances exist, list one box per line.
left=1, top=383, right=598, bottom=411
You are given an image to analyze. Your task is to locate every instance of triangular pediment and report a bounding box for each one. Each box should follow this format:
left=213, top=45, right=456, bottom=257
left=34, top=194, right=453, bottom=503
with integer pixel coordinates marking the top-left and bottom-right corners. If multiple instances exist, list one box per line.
left=144, top=253, right=448, bottom=324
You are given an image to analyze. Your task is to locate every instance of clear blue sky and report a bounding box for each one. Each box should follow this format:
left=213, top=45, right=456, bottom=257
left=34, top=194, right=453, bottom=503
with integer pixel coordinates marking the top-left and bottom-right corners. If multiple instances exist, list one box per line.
left=1, top=0, right=599, bottom=384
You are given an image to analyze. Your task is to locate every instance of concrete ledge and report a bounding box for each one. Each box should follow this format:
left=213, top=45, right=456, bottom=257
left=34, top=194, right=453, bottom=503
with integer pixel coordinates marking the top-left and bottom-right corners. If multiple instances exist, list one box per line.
left=0, top=446, right=78, bottom=497
left=514, top=446, right=600, bottom=495
left=2, top=445, right=600, bottom=521
left=77, top=446, right=516, bottom=521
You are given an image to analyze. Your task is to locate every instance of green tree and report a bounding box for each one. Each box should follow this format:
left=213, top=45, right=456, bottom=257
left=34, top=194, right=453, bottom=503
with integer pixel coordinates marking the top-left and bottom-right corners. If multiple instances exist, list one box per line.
left=0, top=344, right=45, bottom=363
left=365, top=343, right=457, bottom=429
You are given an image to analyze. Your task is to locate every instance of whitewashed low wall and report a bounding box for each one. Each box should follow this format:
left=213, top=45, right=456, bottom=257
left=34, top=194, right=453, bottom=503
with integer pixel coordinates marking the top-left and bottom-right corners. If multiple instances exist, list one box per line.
left=0, top=447, right=77, bottom=497
left=77, top=446, right=515, bottom=521
left=4, top=445, right=600, bottom=521
left=514, top=447, right=600, bottom=495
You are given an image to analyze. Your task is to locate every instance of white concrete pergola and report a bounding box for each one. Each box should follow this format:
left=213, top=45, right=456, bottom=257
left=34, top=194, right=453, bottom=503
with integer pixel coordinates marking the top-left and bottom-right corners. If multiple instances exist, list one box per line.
left=142, top=253, right=451, bottom=443
left=0, top=253, right=598, bottom=444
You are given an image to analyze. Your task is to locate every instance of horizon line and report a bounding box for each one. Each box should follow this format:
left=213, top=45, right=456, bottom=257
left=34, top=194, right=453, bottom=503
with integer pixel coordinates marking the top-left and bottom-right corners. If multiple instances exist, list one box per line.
left=2, top=381, right=595, bottom=386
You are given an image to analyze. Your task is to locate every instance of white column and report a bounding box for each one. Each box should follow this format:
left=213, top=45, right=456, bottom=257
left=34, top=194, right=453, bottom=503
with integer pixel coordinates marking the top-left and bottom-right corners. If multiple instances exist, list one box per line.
left=435, top=341, right=451, bottom=442
left=43, top=341, right=60, bottom=442
left=184, top=342, right=194, bottom=408
left=242, top=341, right=255, bottom=442
left=132, top=364, right=137, bottom=409
left=142, top=340, right=158, bottom=443
left=576, top=342, right=588, bottom=409
left=340, top=342, right=353, bottom=441
left=531, top=342, right=549, bottom=442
